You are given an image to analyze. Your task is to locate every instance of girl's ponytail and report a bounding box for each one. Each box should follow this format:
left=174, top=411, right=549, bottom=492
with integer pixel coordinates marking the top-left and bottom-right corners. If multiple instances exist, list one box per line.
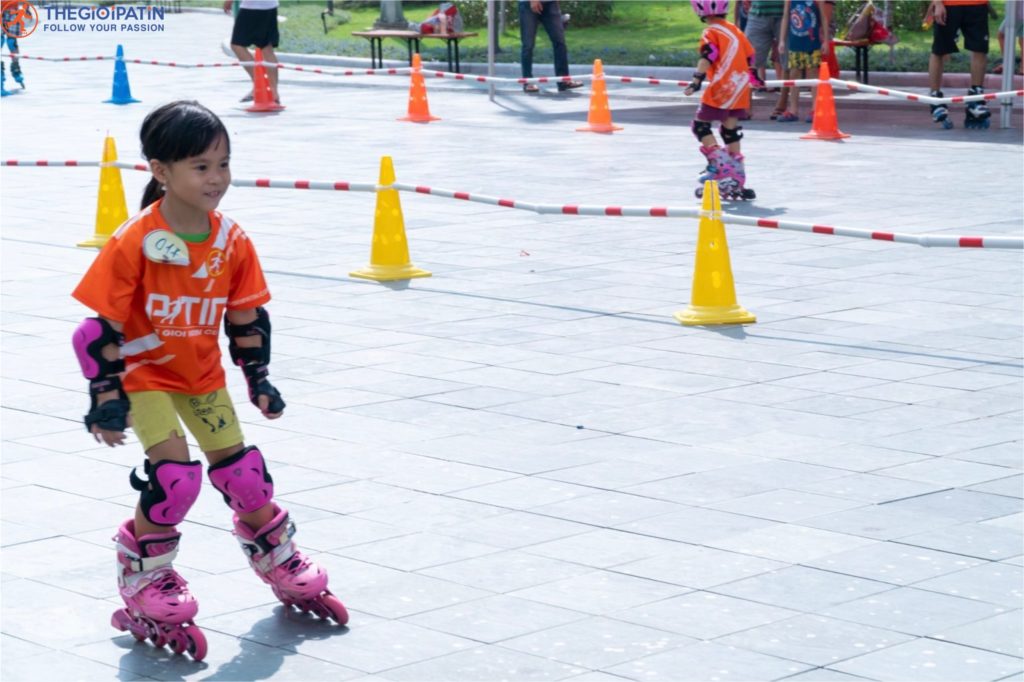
left=141, top=177, right=164, bottom=209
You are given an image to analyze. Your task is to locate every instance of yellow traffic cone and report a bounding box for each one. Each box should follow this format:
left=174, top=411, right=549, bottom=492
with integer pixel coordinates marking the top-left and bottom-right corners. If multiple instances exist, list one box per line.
left=674, top=180, right=755, bottom=326
left=78, top=136, right=129, bottom=248
left=349, top=156, right=432, bottom=281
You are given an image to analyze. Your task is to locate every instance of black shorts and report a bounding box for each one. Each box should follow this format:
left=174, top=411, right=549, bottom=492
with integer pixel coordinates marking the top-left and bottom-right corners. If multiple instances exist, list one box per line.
left=231, top=7, right=279, bottom=48
left=932, top=4, right=989, bottom=56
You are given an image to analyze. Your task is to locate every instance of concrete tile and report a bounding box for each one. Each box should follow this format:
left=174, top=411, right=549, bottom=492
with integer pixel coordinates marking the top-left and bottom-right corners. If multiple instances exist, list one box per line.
left=821, top=587, right=1007, bottom=637
left=613, top=590, right=799, bottom=640
left=603, top=640, right=813, bottom=681
left=830, top=638, right=1023, bottom=681
left=912, top=562, right=1023, bottom=607
left=708, top=490, right=868, bottom=523
left=342, top=571, right=491, bottom=619
left=615, top=545, right=786, bottom=589
left=932, top=611, right=1024, bottom=657
left=336, top=532, right=501, bottom=571
left=520, top=529, right=677, bottom=569
left=1, top=649, right=147, bottom=681
left=509, top=570, right=688, bottom=616
left=403, top=594, right=588, bottom=644
left=616, top=507, right=779, bottom=545
left=707, top=525, right=878, bottom=564
left=894, top=522, right=1024, bottom=561
left=379, top=646, right=586, bottom=681
left=433, top=511, right=590, bottom=549
left=419, top=550, right=590, bottom=593
left=716, top=614, right=913, bottom=667
left=713, top=566, right=894, bottom=613
left=805, top=543, right=985, bottom=586
left=500, top=617, right=689, bottom=669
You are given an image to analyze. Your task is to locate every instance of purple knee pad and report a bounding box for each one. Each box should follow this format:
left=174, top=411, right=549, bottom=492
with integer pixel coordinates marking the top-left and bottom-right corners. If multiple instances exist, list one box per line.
left=130, top=460, right=203, bottom=526
left=207, top=446, right=274, bottom=514
left=72, top=317, right=124, bottom=379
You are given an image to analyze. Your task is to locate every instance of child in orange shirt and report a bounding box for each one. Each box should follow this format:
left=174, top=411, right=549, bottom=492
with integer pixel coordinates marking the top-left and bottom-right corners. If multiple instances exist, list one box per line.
left=684, top=0, right=762, bottom=200
left=71, top=101, right=347, bottom=660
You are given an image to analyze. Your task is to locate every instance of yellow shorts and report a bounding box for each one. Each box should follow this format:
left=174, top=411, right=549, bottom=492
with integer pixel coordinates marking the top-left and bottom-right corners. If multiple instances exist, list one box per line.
left=129, top=389, right=245, bottom=453
left=790, top=50, right=821, bottom=70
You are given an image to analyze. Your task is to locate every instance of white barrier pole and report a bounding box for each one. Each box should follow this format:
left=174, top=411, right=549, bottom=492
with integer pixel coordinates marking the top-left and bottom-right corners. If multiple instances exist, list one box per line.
left=1001, top=0, right=1018, bottom=129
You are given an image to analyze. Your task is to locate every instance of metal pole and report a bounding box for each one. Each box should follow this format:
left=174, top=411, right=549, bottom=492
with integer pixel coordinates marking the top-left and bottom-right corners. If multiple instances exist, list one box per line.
left=487, top=0, right=496, bottom=101
left=1000, top=0, right=1017, bottom=128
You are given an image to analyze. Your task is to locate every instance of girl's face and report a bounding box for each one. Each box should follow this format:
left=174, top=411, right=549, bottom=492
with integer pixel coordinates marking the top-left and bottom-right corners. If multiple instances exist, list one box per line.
left=155, top=135, right=231, bottom=213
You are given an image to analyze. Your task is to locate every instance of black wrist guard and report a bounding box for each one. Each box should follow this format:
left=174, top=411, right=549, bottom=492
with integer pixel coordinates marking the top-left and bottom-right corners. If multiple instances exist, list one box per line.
left=241, top=363, right=286, bottom=413
left=690, top=72, right=705, bottom=92
left=85, top=374, right=131, bottom=432
left=225, top=308, right=285, bottom=413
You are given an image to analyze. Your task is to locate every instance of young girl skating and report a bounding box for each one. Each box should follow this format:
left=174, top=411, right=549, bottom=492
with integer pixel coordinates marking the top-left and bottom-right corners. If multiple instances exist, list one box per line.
left=685, top=0, right=762, bottom=200
left=72, top=101, right=348, bottom=661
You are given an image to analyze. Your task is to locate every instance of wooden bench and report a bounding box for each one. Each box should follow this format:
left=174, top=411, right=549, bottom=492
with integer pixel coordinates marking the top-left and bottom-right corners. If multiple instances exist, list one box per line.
left=351, top=29, right=478, bottom=73
left=832, top=39, right=872, bottom=84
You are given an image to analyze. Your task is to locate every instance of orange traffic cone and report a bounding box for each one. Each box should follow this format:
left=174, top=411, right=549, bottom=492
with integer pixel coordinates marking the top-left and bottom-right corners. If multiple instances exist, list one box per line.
left=247, top=48, right=284, bottom=113
left=801, top=61, right=848, bottom=140
left=577, top=59, right=622, bottom=133
left=399, top=53, right=440, bottom=123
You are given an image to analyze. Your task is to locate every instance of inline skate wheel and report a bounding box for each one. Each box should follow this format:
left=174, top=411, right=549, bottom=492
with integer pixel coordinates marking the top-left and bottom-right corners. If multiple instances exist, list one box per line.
left=695, top=187, right=704, bottom=199
left=179, top=625, right=207, bottom=661
left=942, top=119, right=954, bottom=129
left=320, top=593, right=349, bottom=625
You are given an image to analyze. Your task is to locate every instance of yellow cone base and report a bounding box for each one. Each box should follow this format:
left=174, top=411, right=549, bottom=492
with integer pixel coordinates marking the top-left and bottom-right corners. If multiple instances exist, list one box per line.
left=349, top=264, right=432, bottom=281
left=77, top=235, right=111, bottom=248
left=675, top=304, right=756, bottom=326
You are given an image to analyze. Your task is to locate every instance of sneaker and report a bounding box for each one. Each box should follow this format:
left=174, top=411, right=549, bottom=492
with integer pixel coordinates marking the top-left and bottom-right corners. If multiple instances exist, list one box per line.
left=523, top=83, right=539, bottom=93
left=777, top=111, right=799, bottom=122
left=557, top=80, right=584, bottom=92
left=239, top=92, right=254, bottom=103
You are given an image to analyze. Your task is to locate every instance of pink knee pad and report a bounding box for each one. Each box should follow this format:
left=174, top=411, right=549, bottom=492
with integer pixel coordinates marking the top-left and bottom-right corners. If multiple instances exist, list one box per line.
left=130, top=460, right=203, bottom=526
left=207, top=446, right=274, bottom=514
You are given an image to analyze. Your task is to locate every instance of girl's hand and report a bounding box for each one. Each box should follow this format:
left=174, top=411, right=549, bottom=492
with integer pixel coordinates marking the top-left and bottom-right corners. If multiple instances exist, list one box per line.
left=90, top=416, right=130, bottom=447
left=257, top=393, right=283, bottom=420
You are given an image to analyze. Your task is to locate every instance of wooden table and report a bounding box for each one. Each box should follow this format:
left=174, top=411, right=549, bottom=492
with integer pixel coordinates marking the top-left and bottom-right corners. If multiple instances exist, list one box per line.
left=351, top=29, right=478, bottom=73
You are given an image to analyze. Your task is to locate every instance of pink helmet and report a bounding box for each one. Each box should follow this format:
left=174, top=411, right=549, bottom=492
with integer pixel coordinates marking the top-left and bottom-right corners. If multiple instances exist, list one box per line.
left=691, top=0, right=730, bottom=18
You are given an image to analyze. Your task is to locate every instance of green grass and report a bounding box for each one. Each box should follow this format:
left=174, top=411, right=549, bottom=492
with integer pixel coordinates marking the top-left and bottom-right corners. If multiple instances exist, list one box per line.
left=202, top=0, right=1014, bottom=73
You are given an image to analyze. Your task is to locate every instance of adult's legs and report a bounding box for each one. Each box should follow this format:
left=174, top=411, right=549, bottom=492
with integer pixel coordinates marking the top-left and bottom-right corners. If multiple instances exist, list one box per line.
left=518, top=2, right=540, bottom=78
left=259, top=44, right=280, bottom=100
left=539, top=1, right=569, bottom=76
left=230, top=43, right=256, bottom=94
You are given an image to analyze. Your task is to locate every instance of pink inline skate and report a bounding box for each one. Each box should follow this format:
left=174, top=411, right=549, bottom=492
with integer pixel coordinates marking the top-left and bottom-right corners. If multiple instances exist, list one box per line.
left=232, top=504, right=348, bottom=624
left=695, top=145, right=756, bottom=201
left=110, top=520, right=207, bottom=660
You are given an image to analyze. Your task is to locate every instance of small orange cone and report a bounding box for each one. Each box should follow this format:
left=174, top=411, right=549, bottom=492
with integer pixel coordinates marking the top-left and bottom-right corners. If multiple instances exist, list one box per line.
left=801, top=61, right=849, bottom=140
left=577, top=59, right=622, bottom=134
left=399, top=53, right=440, bottom=123
left=247, top=48, right=284, bottom=113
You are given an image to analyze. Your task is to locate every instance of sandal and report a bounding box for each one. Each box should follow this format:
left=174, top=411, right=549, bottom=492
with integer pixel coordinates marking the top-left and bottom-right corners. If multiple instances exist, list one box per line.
left=523, top=83, right=539, bottom=93
left=557, top=80, right=584, bottom=91
left=239, top=91, right=254, bottom=103
left=769, top=108, right=785, bottom=120
left=777, top=111, right=799, bottom=122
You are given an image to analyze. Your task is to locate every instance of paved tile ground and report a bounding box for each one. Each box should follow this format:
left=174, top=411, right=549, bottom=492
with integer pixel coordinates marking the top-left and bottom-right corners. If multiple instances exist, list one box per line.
left=2, top=11, right=1022, bottom=682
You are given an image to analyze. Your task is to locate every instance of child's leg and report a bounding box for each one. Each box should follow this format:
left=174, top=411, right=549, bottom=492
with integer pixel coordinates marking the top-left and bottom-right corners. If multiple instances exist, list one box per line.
left=692, top=117, right=718, bottom=149
left=133, top=433, right=197, bottom=537
left=720, top=116, right=742, bottom=154
left=788, top=66, right=801, bottom=113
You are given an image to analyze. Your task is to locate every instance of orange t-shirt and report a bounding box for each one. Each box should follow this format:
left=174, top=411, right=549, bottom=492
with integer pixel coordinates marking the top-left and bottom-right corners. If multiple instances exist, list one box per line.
left=699, top=20, right=756, bottom=111
left=72, top=199, right=271, bottom=394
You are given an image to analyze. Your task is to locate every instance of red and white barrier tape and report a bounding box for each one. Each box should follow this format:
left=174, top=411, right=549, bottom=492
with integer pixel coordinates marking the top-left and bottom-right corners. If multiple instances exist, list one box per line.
left=5, top=160, right=1020, bottom=249
left=8, top=51, right=1020, bottom=103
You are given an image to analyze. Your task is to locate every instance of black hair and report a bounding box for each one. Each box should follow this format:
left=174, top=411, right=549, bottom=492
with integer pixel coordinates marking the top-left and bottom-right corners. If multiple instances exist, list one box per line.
left=139, top=100, right=230, bottom=209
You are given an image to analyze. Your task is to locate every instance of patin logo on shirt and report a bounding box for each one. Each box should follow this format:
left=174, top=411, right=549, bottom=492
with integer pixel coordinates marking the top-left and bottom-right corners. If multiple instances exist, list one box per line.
left=146, top=294, right=228, bottom=332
